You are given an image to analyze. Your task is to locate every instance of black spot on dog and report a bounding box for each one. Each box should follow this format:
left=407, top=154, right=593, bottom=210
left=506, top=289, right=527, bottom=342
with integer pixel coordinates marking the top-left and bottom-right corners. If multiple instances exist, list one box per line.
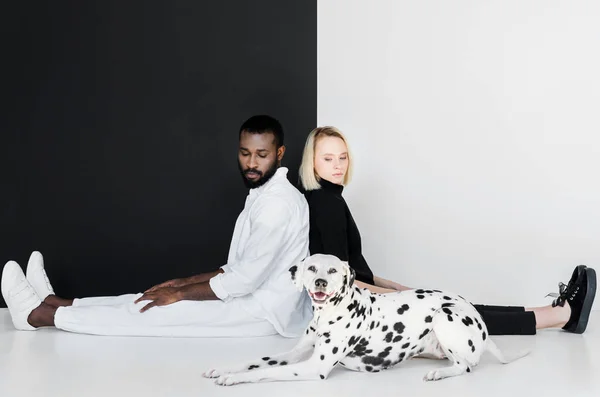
left=425, top=315, right=433, bottom=323
left=442, top=308, right=453, bottom=315
left=337, top=316, right=343, bottom=321
left=447, top=315, right=454, bottom=322
left=289, top=265, right=298, bottom=280
left=385, top=346, right=393, bottom=351
left=482, top=331, right=487, bottom=340
left=462, top=316, right=474, bottom=327
left=262, top=357, right=270, bottom=361
left=442, top=302, right=454, bottom=308
left=378, top=351, right=390, bottom=358
left=268, top=360, right=278, bottom=365
left=323, top=332, right=330, bottom=338
left=443, top=296, right=452, bottom=300
left=424, top=290, right=433, bottom=294
left=468, top=340, right=473, bottom=346
left=320, top=375, right=325, bottom=379
left=399, top=352, right=406, bottom=360
left=362, top=356, right=384, bottom=366
left=382, top=325, right=388, bottom=332
left=365, top=366, right=373, bottom=372
left=370, top=321, right=375, bottom=330
left=415, top=289, right=425, bottom=294
left=419, top=329, right=430, bottom=339
left=397, top=304, right=410, bottom=315
left=333, top=347, right=339, bottom=354
left=370, top=296, right=376, bottom=303
left=248, top=365, right=259, bottom=370
left=471, top=346, right=475, bottom=353
left=385, top=332, right=394, bottom=343
left=448, top=349, right=453, bottom=354
left=348, top=336, right=359, bottom=346
left=466, top=367, right=471, bottom=373
left=325, top=339, right=331, bottom=344
left=416, top=295, right=425, bottom=299
left=320, top=355, right=325, bottom=360
left=306, top=329, right=309, bottom=334
left=310, top=326, right=316, bottom=332
left=280, top=361, right=288, bottom=365
left=294, top=373, right=298, bottom=376
left=393, top=322, right=405, bottom=334
left=433, top=289, right=442, bottom=293
left=329, top=321, right=335, bottom=325
left=393, top=335, right=403, bottom=343
left=357, top=322, right=362, bottom=329
left=477, top=322, right=483, bottom=330
left=402, top=342, right=410, bottom=349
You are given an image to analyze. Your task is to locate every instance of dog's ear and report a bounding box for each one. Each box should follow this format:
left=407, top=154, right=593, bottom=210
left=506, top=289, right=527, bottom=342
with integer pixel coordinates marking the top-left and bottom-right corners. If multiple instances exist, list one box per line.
left=343, top=261, right=355, bottom=289
left=289, top=260, right=306, bottom=291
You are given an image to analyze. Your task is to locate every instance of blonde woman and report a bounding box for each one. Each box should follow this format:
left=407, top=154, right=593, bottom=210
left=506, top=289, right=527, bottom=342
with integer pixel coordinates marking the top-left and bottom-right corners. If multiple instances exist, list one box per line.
left=298, top=126, right=596, bottom=335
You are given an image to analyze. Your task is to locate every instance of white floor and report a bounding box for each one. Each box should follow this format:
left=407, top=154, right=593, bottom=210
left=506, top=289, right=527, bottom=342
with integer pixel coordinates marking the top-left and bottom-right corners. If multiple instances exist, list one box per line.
left=0, top=309, right=599, bottom=397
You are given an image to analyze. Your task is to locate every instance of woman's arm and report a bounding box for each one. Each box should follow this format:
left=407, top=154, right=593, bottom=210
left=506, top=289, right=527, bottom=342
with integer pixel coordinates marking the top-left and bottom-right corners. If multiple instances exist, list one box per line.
left=372, top=276, right=412, bottom=291
left=354, top=280, right=396, bottom=294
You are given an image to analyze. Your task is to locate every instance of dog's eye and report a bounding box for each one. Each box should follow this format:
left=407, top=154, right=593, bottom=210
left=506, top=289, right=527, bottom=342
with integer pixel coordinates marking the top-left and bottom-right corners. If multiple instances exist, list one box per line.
left=308, top=266, right=317, bottom=272
left=328, top=268, right=337, bottom=274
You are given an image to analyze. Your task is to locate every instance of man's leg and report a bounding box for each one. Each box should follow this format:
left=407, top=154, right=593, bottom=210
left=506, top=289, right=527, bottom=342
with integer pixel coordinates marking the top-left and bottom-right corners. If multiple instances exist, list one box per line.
left=30, top=295, right=277, bottom=338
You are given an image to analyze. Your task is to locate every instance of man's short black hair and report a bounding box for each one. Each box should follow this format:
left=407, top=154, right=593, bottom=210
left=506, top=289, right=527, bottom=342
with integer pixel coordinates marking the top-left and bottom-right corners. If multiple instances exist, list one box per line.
left=239, top=115, right=284, bottom=148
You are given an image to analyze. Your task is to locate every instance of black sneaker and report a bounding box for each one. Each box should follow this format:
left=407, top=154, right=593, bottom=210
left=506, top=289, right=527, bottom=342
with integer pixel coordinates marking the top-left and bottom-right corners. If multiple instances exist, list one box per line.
left=547, top=265, right=596, bottom=334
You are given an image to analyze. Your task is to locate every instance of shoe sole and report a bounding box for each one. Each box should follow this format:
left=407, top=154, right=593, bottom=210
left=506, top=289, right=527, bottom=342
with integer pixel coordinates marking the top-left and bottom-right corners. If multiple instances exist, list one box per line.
left=572, top=267, right=597, bottom=334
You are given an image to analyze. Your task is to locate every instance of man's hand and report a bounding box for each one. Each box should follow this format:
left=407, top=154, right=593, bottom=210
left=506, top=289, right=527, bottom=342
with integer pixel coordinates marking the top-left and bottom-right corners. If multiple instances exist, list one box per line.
left=145, top=278, right=186, bottom=293
left=135, top=287, right=182, bottom=313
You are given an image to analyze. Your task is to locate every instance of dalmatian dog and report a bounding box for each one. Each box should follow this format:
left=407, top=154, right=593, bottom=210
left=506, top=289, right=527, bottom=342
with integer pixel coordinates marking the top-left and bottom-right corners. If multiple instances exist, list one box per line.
left=203, top=254, right=530, bottom=386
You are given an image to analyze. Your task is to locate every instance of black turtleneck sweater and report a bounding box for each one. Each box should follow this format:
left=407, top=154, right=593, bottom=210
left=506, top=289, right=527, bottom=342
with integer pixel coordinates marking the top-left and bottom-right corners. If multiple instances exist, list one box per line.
left=304, top=179, right=375, bottom=285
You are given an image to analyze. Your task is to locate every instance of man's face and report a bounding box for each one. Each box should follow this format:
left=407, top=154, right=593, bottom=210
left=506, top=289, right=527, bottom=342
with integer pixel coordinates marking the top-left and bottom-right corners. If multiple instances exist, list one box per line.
left=238, top=131, right=285, bottom=189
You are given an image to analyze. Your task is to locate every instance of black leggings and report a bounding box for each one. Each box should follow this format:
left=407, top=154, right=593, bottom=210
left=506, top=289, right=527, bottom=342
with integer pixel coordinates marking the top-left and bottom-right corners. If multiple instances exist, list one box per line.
left=473, top=304, right=537, bottom=335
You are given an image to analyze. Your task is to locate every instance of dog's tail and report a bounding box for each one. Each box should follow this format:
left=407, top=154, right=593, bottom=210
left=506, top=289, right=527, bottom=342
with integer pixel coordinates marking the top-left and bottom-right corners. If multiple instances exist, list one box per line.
left=484, top=338, right=531, bottom=364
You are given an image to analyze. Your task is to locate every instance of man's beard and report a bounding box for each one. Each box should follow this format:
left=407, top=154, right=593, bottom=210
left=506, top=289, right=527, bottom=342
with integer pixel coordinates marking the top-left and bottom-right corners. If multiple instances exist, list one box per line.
left=238, top=160, right=279, bottom=189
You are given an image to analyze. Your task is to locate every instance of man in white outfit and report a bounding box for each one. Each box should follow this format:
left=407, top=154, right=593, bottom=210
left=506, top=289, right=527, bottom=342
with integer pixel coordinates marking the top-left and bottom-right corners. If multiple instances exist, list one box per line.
left=1, top=115, right=313, bottom=338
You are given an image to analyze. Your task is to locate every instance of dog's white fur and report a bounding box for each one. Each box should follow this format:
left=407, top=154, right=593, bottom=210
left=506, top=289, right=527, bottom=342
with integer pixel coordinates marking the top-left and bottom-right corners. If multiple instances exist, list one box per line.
left=204, top=254, right=529, bottom=386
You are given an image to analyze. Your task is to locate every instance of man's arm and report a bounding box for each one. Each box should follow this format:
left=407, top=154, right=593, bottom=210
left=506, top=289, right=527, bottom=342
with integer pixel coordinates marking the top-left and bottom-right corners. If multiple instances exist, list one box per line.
left=208, top=197, right=292, bottom=302
left=135, top=279, right=222, bottom=313
left=144, top=269, right=225, bottom=293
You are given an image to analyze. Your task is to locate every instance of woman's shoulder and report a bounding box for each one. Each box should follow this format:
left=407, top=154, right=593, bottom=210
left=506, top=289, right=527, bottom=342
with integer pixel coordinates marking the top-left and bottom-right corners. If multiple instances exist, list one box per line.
left=304, top=188, right=345, bottom=212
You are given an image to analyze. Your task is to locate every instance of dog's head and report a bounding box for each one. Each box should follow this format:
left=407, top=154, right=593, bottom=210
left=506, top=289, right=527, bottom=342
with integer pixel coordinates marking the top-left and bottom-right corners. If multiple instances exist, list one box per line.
left=289, top=254, right=355, bottom=307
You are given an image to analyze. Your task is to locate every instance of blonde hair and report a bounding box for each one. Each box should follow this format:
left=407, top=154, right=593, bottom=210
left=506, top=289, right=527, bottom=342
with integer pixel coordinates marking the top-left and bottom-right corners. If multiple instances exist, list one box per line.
left=299, top=126, right=354, bottom=191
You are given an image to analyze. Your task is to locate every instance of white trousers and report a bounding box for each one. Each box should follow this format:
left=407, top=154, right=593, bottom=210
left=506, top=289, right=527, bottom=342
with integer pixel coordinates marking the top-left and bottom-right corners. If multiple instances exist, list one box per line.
left=54, top=293, right=278, bottom=337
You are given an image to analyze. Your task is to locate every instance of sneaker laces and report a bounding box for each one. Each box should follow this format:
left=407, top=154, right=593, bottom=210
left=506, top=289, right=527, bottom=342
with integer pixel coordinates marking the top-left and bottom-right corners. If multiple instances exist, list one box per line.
left=546, top=281, right=580, bottom=308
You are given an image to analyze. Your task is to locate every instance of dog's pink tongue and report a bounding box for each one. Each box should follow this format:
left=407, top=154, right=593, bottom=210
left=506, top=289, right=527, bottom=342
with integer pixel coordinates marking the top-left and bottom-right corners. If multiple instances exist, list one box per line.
left=314, top=292, right=326, bottom=299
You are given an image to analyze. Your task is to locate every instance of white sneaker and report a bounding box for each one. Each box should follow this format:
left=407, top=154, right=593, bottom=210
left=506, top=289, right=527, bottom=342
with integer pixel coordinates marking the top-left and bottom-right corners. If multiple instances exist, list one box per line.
left=26, top=251, right=55, bottom=301
left=1, top=261, right=41, bottom=331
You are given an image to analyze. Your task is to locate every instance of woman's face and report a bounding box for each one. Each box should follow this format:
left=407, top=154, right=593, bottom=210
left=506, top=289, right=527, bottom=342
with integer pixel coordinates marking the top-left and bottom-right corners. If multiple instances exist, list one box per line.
left=314, top=136, right=349, bottom=185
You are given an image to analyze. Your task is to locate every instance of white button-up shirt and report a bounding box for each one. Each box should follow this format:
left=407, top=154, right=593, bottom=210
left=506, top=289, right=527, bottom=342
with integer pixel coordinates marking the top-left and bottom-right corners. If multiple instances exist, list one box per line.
left=209, top=167, right=313, bottom=337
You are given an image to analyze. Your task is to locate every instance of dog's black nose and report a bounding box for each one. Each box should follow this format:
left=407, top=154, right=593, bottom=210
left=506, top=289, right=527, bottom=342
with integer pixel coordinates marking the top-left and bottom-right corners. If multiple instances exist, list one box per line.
left=315, top=278, right=328, bottom=288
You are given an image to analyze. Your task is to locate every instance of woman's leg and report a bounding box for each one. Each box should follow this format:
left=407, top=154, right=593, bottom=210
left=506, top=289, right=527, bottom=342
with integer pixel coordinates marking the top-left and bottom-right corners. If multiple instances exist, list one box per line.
left=473, top=303, right=570, bottom=335
left=473, top=264, right=596, bottom=335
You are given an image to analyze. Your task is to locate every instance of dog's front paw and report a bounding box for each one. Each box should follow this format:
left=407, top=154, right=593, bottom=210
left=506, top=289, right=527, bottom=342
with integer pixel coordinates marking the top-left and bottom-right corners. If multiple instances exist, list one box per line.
left=203, top=368, right=226, bottom=379
left=215, top=374, right=246, bottom=386
left=423, top=370, right=443, bottom=382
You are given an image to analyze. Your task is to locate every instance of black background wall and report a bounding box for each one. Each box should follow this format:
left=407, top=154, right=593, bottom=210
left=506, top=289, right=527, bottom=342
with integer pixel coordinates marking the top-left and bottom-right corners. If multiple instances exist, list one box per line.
left=1, top=1, right=316, bottom=307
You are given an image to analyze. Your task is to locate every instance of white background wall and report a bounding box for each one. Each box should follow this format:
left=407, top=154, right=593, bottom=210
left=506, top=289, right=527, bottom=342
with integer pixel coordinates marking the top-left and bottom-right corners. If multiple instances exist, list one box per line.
left=318, top=0, right=599, bottom=310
